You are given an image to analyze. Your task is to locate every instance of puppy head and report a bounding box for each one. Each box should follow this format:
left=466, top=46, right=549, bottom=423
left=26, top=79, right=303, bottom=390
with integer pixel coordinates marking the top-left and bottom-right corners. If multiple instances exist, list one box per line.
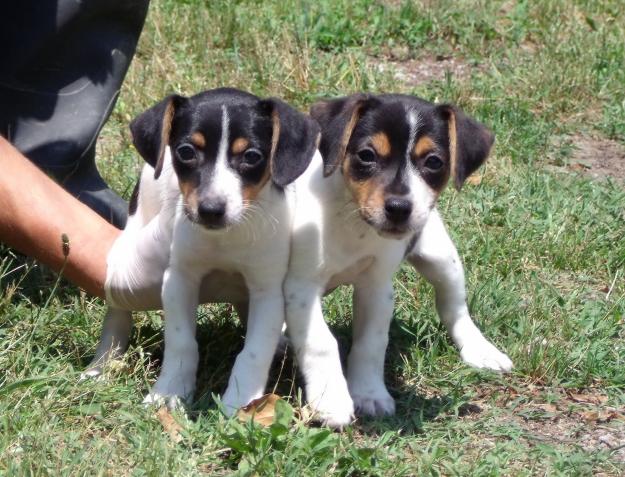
left=130, top=88, right=319, bottom=230
left=311, top=93, right=494, bottom=239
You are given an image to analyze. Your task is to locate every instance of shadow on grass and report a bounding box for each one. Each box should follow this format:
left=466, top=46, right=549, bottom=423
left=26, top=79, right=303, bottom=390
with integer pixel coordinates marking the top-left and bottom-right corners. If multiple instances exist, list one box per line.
left=0, top=249, right=83, bottom=306
left=99, top=303, right=456, bottom=435
left=1, top=245, right=459, bottom=435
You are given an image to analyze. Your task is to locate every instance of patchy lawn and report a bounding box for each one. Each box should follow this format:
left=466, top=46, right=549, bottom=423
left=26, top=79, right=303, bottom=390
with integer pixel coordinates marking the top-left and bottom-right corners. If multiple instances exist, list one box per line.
left=1, top=0, right=624, bottom=475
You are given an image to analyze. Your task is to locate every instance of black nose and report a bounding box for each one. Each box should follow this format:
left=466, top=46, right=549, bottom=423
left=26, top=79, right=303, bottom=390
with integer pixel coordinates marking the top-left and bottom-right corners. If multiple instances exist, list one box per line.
left=384, top=197, right=413, bottom=223
left=197, top=199, right=226, bottom=224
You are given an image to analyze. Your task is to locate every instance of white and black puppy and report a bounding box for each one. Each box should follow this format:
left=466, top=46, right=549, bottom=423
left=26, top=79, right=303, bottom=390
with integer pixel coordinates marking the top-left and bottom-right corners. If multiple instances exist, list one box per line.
left=90, top=88, right=319, bottom=413
left=283, top=93, right=512, bottom=427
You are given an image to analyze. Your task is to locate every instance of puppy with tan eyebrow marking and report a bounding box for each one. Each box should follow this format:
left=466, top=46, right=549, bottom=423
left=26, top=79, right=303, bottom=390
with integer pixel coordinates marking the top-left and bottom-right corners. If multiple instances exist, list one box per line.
left=87, top=88, right=320, bottom=413
left=283, top=93, right=512, bottom=427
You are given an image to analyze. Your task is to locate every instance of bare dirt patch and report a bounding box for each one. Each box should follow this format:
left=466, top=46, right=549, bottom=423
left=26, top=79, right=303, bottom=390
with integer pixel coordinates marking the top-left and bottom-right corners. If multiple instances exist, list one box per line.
left=372, top=53, right=482, bottom=88
left=461, top=386, right=625, bottom=465
left=549, top=134, right=625, bottom=183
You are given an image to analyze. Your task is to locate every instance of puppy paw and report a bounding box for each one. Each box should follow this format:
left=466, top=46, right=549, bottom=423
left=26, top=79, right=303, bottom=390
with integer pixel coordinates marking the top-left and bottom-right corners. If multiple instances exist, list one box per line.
left=143, top=392, right=185, bottom=411
left=80, top=367, right=104, bottom=381
left=308, top=381, right=355, bottom=429
left=221, top=388, right=263, bottom=417
left=313, top=397, right=355, bottom=429
left=143, top=374, right=195, bottom=409
left=349, top=384, right=396, bottom=417
left=460, top=339, right=513, bottom=372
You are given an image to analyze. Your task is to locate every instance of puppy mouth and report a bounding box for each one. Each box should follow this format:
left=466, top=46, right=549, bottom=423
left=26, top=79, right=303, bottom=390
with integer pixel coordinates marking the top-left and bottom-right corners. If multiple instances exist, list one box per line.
left=377, top=224, right=413, bottom=239
left=362, top=213, right=413, bottom=239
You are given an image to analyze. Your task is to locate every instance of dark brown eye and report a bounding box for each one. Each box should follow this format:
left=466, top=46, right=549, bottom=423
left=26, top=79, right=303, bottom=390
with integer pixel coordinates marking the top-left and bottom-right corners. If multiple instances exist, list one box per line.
left=176, top=144, right=196, bottom=162
left=424, top=154, right=443, bottom=171
left=357, top=148, right=376, bottom=163
left=242, top=148, right=263, bottom=166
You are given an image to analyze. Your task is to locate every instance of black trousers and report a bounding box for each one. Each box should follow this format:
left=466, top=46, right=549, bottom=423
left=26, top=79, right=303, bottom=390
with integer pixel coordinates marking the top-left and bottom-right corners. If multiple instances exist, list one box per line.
left=0, top=0, right=150, bottom=228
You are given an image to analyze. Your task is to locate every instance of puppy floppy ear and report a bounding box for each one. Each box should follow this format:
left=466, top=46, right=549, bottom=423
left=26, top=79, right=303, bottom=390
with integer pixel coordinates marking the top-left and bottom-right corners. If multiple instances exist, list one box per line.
left=129, top=94, right=186, bottom=179
left=310, top=94, right=373, bottom=177
left=259, top=98, right=321, bottom=188
left=437, top=104, right=495, bottom=190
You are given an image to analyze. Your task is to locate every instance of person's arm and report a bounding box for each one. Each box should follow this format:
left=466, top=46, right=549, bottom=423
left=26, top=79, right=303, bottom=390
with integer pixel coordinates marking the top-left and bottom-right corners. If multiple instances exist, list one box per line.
left=0, top=136, right=120, bottom=298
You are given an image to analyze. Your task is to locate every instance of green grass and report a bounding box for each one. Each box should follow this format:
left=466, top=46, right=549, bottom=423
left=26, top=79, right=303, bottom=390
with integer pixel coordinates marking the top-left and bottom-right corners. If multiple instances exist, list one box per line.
left=2, top=0, right=625, bottom=475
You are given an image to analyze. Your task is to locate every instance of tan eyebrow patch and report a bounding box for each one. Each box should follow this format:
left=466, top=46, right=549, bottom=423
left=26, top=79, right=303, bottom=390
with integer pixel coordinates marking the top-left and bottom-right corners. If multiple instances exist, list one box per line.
left=370, top=132, right=391, bottom=157
left=232, top=137, right=250, bottom=155
left=414, top=135, right=435, bottom=157
left=190, top=132, right=206, bottom=148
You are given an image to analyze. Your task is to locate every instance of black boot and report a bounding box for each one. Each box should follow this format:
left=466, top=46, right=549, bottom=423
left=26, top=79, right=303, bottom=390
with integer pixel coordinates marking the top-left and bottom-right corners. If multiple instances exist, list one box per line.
left=0, top=0, right=150, bottom=229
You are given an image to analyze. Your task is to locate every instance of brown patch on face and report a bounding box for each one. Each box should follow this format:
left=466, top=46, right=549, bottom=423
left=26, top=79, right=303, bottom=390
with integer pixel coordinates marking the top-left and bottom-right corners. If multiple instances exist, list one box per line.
left=242, top=163, right=271, bottom=202
left=447, top=110, right=458, bottom=183
left=232, top=137, right=250, bottom=155
left=191, top=132, right=206, bottom=149
left=178, top=177, right=199, bottom=215
left=371, top=132, right=391, bottom=157
left=414, top=135, right=435, bottom=157
left=342, top=157, right=385, bottom=222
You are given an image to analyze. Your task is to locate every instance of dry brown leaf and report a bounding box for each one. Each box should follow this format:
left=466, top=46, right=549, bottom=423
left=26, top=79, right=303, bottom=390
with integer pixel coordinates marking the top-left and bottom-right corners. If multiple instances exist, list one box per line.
left=534, top=403, right=557, bottom=413
left=156, top=406, right=184, bottom=443
left=580, top=410, right=600, bottom=422
left=578, top=410, right=624, bottom=423
left=568, top=392, right=609, bottom=405
left=237, top=393, right=281, bottom=427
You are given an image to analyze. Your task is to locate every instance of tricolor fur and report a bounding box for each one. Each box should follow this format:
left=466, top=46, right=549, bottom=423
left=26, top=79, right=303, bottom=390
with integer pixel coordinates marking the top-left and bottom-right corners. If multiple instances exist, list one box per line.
left=89, top=88, right=319, bottom=413
left=283, top=93, right=512, bottom=427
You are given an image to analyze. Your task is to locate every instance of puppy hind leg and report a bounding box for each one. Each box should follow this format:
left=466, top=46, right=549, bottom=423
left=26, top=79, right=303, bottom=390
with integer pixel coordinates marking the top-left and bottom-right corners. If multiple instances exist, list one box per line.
left=406, top=210, right=512, bottom=372
left=83, top=307, right=132, bottom=378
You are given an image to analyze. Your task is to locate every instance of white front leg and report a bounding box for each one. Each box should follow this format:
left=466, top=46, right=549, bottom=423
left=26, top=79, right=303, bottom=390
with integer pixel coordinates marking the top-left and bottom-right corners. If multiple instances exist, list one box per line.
left=407, top=210, right=512, bottom=372
left=284, top=279, right=354, bottom=428
left=348, top=276, right=396, bottom=416
left=221, top=284, right=284, bottom=415
left=144, top=265, right=201, bottom=408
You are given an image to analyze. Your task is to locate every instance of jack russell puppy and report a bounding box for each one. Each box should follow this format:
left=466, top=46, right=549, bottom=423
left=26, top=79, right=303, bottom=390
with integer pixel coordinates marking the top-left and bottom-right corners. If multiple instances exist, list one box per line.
left=283, top=93, right=513, bottom=427
left=88, top=88, right=320, bottom=413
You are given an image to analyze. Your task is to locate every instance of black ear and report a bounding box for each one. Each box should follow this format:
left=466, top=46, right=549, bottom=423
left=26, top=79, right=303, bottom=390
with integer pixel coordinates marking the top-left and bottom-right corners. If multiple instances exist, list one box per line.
left=437, top=104, right=495, bottom=190
left=129, top=94, right=186, bottom=179
left=259, top=98, right=321, bottom=188
left=310, top=94, right=373, bottom=177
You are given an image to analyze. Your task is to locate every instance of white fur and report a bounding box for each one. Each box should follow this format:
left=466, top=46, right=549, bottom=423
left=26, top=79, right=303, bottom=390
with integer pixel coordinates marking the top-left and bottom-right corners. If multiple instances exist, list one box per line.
left=95, top=137, right=293, bottom=414
left=283, top=146, right=512, bottom=426
left=94, top=114, right=511, bottom=427
left=210, top=106, right=244, bottom=223
left=405, top=108, right=421, bottom=159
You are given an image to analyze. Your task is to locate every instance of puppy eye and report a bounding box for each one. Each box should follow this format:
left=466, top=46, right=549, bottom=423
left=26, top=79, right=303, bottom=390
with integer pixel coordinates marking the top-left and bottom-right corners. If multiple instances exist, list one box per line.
left=424, top=154, right=443, bottom=171
left=242, top=148, right=264, bottom=166
left=176, top=144, right=196, bottom=162
left=357, top=148, right=377, bottom=163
